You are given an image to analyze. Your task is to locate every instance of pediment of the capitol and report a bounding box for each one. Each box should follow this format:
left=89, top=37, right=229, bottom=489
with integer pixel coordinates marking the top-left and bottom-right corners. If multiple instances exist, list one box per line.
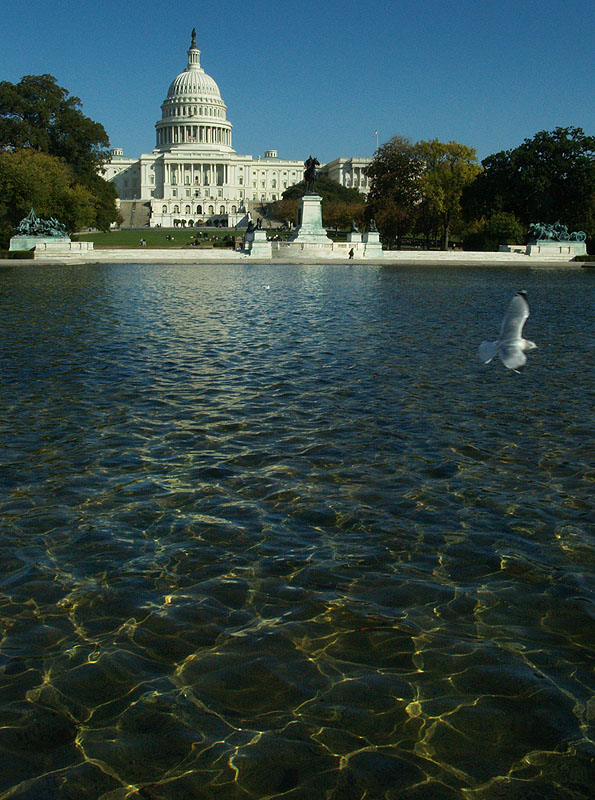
left=105, top=31, right=372, bottom=228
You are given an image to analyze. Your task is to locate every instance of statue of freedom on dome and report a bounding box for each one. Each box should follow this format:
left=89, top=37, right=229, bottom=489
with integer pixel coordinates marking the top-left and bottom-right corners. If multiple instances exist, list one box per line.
left=304, top=155, right=320, bottom=194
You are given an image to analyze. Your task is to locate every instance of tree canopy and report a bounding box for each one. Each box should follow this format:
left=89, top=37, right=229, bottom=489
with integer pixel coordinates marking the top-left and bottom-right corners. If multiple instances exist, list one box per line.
left=0, top=149, right=97, bottom=246
left=269, top=176, right=365, bottom=230
left=364, top=135, right=479, bottom=249
left=0, top=74, right=111, bottom=179
left=281, top=175, right=365, bottom=204
left=461, top=126, right=595, bottom=238
left=365, top=136, right=424, bottom=248
left=461, top=211, right=525, bottom=252
left=0, top=74, right=118, bottom=244
left=415, top=139, right=480, bottom=249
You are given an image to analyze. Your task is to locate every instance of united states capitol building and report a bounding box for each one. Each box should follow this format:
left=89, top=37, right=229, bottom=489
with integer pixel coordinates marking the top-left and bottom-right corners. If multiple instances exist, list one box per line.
left=104, top=31, right=372, bottom=228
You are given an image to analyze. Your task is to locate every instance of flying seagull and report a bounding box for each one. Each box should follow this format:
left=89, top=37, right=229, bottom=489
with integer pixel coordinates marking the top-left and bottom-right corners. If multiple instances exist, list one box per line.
left=479, top=290, right=537, bottom=372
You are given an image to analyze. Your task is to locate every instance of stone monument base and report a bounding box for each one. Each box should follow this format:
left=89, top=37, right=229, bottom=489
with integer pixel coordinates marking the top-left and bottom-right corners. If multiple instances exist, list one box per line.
left=499, top=241, right=587, bottom=258
left=244, top=229, right=272, bottom=257
left=526, top=241, right=586, bottom=257
left=363, top=230, right=383, bottom=258
left=290, top=195, right=333, bottom=245
left=33, top=241, right=94, bottom=259
left=10, top=235, right=71, bottom=251
left=498, top=244, right=526, bottom=254
left=271, top=194, right=334, bottom=258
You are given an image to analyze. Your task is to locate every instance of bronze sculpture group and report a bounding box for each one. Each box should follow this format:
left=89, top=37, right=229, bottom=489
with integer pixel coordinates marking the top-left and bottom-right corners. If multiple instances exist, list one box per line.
left=14, top=209, right=68, bottom=238
left=527, top=221, right=586, bottom=243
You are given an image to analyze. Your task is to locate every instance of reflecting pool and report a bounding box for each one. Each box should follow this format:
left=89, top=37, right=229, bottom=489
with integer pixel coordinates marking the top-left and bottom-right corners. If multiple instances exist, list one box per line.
left=0, top=263, right=593, bottom=799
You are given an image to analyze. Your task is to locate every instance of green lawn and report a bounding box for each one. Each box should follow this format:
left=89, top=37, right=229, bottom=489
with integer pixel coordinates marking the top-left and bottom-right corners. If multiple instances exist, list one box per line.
left=72, top=229, right=238, bottom=248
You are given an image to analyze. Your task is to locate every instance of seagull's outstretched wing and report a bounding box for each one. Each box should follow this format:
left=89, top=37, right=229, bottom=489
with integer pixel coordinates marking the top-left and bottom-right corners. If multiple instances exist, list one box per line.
left=479, top=340, right=498, bottom=363
left=499, top=291, right=529, bottom=343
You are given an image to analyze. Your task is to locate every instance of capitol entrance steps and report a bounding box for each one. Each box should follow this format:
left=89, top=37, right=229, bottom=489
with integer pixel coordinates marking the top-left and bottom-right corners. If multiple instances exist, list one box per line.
left=118, top=201, right=151, bottom=229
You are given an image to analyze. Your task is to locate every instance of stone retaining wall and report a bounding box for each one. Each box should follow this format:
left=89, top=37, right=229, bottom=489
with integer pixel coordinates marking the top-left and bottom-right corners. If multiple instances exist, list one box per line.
left=26, top=245, right=583, bottom=266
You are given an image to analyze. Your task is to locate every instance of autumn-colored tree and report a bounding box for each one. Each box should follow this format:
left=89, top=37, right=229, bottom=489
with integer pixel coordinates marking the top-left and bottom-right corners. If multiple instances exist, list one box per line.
left=268, top=198, right=298, bottom=227
left=414, top=139, right=480, bottom=250
left=269, top=176, right=364, bottom=230
left=322, top=202, right=366, bottom=230
left=367, top=197, right=414, bottom=250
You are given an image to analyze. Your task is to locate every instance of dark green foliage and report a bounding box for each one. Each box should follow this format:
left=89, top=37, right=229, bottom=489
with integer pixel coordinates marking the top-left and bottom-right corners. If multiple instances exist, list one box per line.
left=86, top=173, right=121, bottom=231
left=0, top=249, right=34, bottom=258
left=0, top=74, right=110, bottom=179
left=281, top=175, right=365, bottom=204
left=365, top=135, right=424, bottom=206
left=462, top=211, right=525, bottom=251
left=0, top=149, right=97, bottom=246
left=461, top=127, right=595, bottom=238
left=365, top=135, right=424, bottom=249
left=0, top=74, right=118, bottom=236
left=269, top=177, right=365, bottom=230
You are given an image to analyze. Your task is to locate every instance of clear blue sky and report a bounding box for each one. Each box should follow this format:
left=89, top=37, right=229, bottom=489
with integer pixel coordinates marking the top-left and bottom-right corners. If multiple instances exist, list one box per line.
left=1, top=0, right=592, bottom=163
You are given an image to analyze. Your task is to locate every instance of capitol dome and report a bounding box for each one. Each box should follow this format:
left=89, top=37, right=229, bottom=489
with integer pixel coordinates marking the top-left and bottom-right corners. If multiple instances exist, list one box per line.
left=165, top=39, right=222, bottom=101
left=155, top=30, right=233, bottom=153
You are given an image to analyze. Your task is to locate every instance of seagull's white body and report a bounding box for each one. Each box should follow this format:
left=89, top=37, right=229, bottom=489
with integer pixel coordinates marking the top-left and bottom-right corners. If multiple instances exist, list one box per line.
left=479, top=290, right=537, bottom=372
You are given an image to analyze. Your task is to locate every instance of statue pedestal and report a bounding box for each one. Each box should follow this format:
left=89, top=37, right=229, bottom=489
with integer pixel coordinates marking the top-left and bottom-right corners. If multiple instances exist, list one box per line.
left=10, top=235, right=70, bottom=251
left=32, top=241, right=94, bottom=259
left=363, top=230, right=383, bottom=258
left=347, top=231, right=362, bottom=243
left=525, top=241, right=587, bottom=257
left=290, top=195, right=333, bottom=245
left=244, top=229, right=272, bottom=257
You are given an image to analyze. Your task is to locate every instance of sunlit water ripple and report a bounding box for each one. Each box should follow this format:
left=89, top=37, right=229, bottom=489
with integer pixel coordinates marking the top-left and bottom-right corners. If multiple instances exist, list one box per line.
left=0, top=262, right=593, bottom=799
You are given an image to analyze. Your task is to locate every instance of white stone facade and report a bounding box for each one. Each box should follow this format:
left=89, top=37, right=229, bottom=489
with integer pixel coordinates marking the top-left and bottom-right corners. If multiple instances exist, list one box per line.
left=103, top=32, right=372, bottom=228
left=320, top=158, right=372, bottom=194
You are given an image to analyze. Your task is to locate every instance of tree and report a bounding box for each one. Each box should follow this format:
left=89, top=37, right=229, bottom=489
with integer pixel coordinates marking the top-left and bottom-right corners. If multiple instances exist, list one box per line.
left=415, top=139, right=480, bottom=249
left=461, top=127, right=595, bottom=238
left=0, top=74, right=110, bottom=179
left=86, top=172, right=121, bottom=231
left=321, top=201, right=365, bottom=230
left=269, top=176, right=365, bottom=230
left=365, top=136, right=424, bottom=248
left=0, top=74, right=119, bottom=235
left=280, top=175, right=365, bottom=205
left=0, top=149, right=96, bottom=247
left=368, top=197, right=414, bottom=250
left=462, top=211, right=525, bottom=251
left=268, top=197, right=298, bottom=227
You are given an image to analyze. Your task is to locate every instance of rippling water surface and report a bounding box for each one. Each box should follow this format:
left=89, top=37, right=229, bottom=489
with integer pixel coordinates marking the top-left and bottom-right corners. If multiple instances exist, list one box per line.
left=0, top=262, right=593, bottom=799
